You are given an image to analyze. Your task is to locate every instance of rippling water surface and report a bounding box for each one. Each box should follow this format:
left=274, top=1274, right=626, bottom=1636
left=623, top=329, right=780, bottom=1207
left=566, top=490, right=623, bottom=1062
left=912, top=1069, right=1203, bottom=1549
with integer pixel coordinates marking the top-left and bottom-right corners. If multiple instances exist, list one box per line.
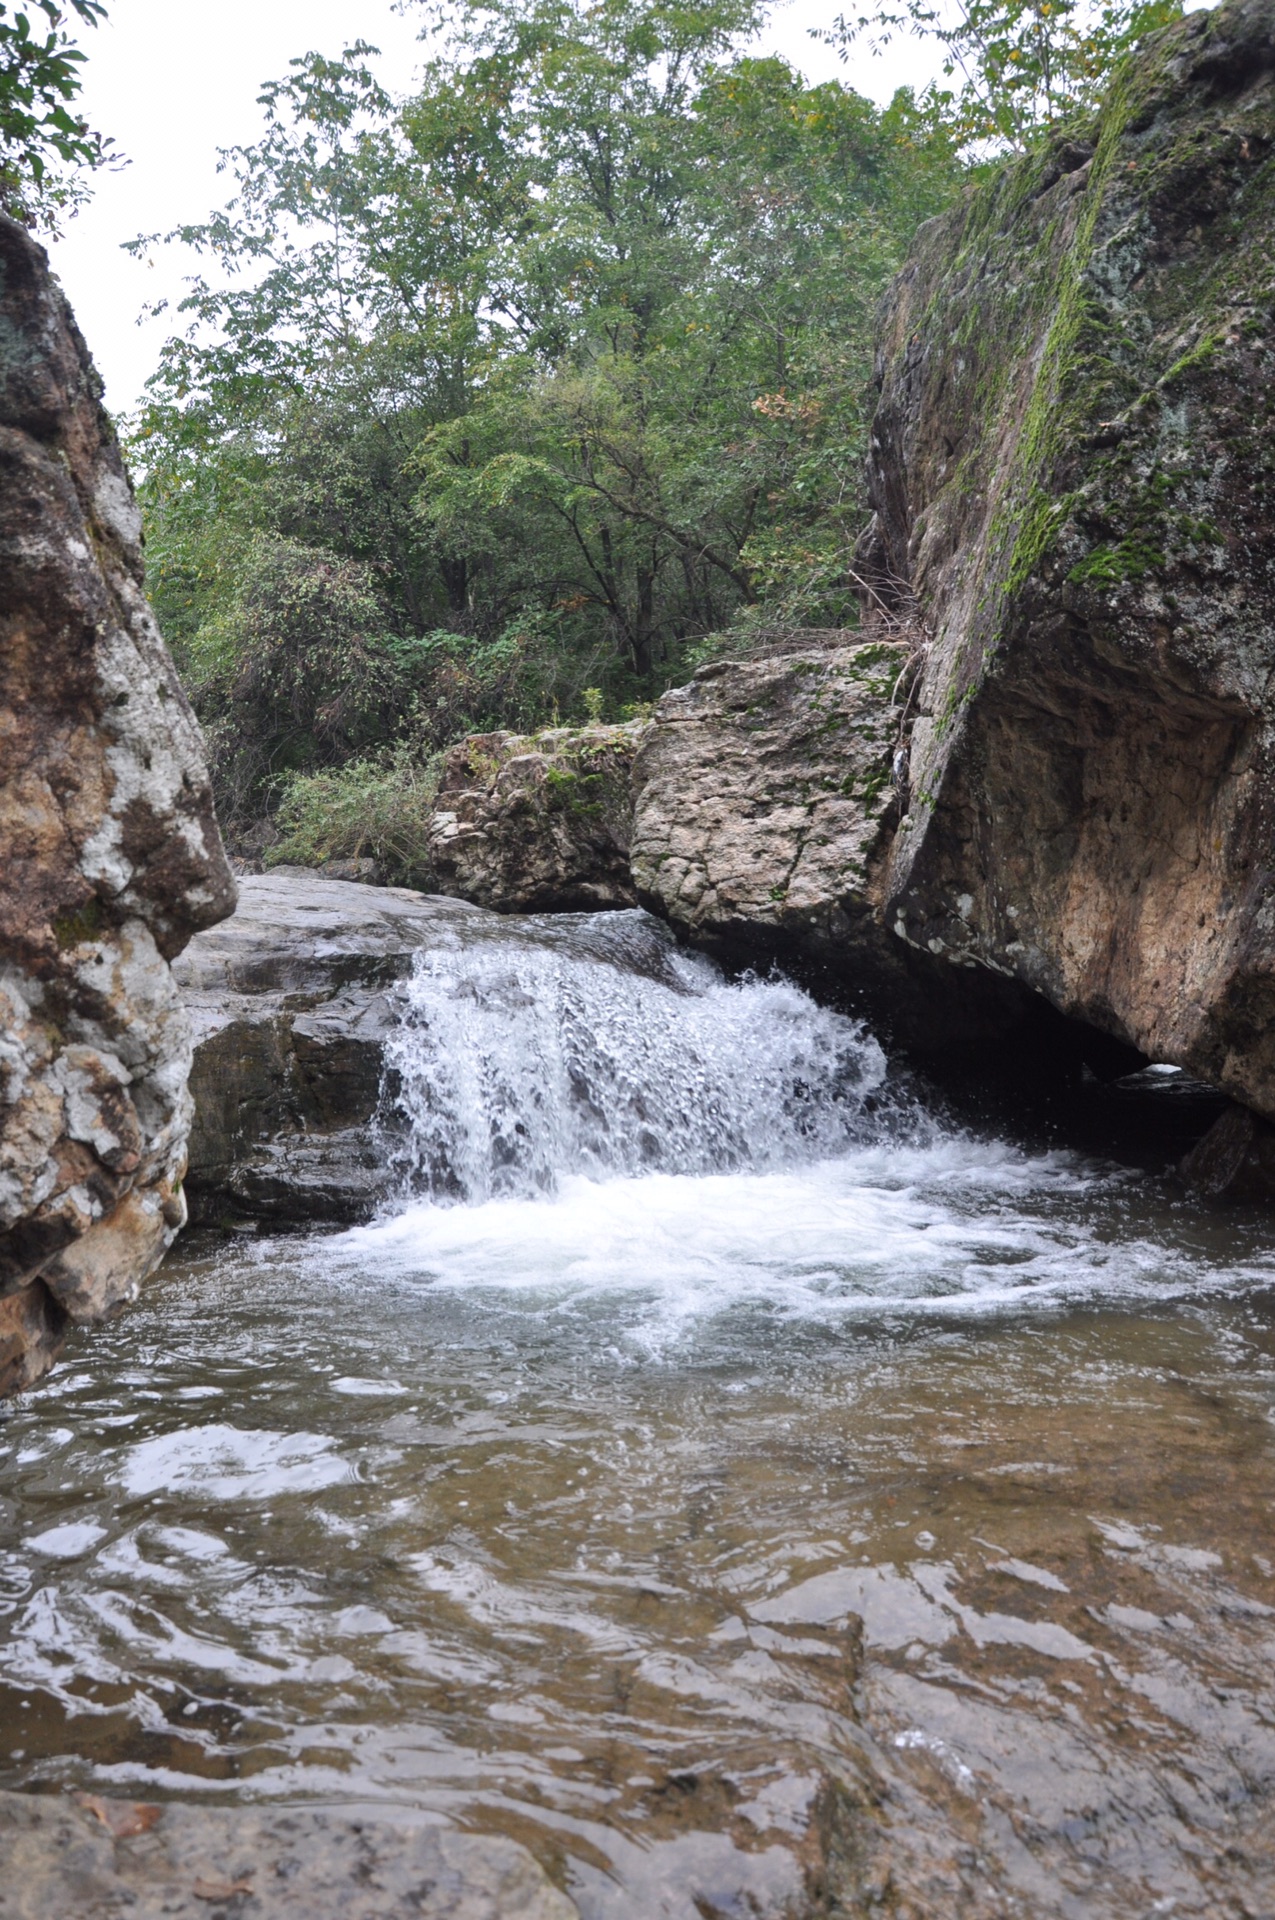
left=3, top=912, right=1275, bottom=1917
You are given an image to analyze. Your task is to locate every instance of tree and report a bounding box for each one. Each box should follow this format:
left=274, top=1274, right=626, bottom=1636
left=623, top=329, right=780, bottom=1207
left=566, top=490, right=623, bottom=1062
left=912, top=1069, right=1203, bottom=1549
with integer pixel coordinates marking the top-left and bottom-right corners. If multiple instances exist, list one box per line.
left=0, top=0, right=112, bottom=227
left=823, top=0, right=1183, bottom=152
left=131, top=0, right=963, bottom=838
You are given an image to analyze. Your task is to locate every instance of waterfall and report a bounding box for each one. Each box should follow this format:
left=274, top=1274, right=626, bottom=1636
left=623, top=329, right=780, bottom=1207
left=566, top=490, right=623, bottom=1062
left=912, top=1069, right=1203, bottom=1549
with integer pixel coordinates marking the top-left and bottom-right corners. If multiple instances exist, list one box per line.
left=381, top=909, right=894, bottom=1204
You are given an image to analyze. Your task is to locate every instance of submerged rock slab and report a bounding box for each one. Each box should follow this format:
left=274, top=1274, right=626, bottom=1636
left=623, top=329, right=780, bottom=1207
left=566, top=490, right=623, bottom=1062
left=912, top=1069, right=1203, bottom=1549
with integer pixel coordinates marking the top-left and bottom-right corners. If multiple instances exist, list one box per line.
left=428, top=722, right=644, bottom=912
left=0, top=1791, right=577, bottom=1919
left=174, top=870, right=482, bottom=1224
left=0, top=215, right=235, bottom=1392
left=859, top=0, right=1275, bottom=1113
left=1179, top=1100, right=1275, bottom=1204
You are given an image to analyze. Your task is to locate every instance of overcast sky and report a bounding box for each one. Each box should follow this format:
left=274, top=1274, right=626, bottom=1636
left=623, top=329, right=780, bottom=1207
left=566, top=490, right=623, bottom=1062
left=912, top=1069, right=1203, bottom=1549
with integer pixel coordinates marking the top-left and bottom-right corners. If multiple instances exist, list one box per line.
left=45, top=0, right=939, bottom=414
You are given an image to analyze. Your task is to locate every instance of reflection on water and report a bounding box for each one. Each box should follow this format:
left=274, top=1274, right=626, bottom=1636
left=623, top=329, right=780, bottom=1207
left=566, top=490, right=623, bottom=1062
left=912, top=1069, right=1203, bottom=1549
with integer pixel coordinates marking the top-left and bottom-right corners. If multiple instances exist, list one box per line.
left=2, top=919, right=1275, bottom=1915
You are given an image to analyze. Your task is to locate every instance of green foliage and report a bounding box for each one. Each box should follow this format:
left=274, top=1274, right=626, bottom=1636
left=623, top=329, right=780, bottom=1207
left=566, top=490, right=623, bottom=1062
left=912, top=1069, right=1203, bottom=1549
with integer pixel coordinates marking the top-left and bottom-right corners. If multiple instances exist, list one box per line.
left=268, top=746, right=445, bottom=885
left=169, top=532, right=612, bottom=831
left=0, top=0, right=112, bottom=227
left=132, top=0, right=1165, bottom=851
left=134, top=0, right=956, bottom=820
left=824, top=0, right=1182, bottom=152
left=174, top=537, right=407, bottom=829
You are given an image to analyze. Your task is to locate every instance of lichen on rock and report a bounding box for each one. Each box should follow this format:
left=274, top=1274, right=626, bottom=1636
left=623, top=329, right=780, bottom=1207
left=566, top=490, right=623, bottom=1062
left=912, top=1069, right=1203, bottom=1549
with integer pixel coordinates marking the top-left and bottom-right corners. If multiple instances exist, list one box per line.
left=630, top=642, right=907, bottom=952
left=427, top=721, right=645, bottom=912
left=629, top=641, right=1046, bottom=1054
left=0, top=214, right=235, bottom=1392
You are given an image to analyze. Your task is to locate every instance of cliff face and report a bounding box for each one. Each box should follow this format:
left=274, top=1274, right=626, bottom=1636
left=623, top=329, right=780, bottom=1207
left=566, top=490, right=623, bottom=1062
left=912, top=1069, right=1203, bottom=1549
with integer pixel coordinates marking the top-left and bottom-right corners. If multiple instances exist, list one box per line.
left=0, top=216, right=235, bottom=1392
left=859, top=0, right=1275, bottom=1113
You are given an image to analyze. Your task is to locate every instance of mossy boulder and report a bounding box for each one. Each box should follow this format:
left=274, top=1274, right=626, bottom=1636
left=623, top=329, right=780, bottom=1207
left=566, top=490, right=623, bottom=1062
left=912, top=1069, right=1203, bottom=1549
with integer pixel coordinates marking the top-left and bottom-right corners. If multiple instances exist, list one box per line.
left=427, top=723, right=644, bottom=912
left=860, top=0, right=1275, bottom=1113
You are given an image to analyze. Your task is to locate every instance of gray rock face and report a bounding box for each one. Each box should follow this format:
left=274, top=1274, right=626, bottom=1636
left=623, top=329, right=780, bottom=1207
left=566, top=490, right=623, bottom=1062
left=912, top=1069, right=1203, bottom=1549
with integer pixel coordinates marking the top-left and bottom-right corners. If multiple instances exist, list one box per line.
left=631, top=646, right=905, bottom=955
left=858, top=0, right=1275, bottom=1114
left=0, top=215, right=235, bottom=1394
left=428, top=724, right=644, bottom=912
left=174, top=871, right=482, bottom=1224
left=630, top=646, right=1041, bottom=1052
left=0, top=1790, right=577, bottom=1919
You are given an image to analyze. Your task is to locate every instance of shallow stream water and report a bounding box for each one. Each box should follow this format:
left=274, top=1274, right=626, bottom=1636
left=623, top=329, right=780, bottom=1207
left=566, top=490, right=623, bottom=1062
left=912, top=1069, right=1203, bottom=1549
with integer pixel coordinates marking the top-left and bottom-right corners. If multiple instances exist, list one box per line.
left=2, top=912, right=1275, bottom=1917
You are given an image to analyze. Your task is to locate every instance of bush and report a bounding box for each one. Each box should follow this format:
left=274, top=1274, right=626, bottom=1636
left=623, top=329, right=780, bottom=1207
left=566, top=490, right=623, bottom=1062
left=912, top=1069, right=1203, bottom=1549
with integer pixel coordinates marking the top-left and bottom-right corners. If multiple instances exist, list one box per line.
left=267, top=747, right=444, bottom=887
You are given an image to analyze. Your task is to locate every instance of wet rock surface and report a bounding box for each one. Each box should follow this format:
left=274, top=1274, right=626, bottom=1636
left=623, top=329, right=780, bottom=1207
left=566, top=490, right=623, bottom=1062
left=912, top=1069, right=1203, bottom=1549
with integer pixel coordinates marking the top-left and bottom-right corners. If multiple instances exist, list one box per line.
left=0, top=214, right=234, bottom=1393
left=0, top=1791, right=578, bottom=1919
left=428, top=724, right=643, bottom=913
left=174, top=871, right=483, bottom=1224
left=858, top=0, right=1275, bottom=1115
left=1180, top=1099, right=1275, bottom=1204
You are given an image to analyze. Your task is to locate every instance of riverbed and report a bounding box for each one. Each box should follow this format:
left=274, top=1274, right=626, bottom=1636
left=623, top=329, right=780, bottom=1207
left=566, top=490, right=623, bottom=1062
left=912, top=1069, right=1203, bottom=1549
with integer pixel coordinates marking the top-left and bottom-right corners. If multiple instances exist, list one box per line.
left=2, top=915, right=1273, bottom=1917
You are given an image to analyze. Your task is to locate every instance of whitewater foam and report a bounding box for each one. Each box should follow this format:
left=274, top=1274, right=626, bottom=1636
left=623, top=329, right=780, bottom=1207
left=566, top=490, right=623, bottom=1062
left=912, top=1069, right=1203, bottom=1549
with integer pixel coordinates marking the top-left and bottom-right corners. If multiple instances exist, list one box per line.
left=383, top=908, right=899, bottom=1203
left=343, top=908, right=1263, bottom=1352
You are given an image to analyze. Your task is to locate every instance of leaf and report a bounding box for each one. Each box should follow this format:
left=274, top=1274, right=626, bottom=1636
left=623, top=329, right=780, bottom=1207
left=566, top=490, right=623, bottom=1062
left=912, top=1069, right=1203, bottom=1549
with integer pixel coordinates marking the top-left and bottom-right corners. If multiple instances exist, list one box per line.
left=75, top=1792, right=164, bottom=1838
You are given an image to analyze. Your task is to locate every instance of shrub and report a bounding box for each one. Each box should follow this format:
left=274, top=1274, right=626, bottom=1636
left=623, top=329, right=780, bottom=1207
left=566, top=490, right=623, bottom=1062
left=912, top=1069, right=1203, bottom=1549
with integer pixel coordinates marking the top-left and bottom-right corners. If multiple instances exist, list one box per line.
left=267, top=747, right=444, bottom=887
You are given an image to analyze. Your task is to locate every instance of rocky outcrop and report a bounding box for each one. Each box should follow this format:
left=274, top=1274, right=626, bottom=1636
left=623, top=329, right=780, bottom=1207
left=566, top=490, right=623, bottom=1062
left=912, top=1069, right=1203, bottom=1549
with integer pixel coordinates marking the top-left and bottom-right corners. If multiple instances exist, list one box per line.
left=0, top=215, right=235, bottom=1392
left=857, top=0, right=1275, bottom=1115
left=428, top=723, right=643, bottom=911
left=0, top=1789, right=577, bottom=1919
left=175, top=871, right=482, bottom=1223
left=631, top=645, right=905, bottom=954
left=630, top=644, right=1059, bottom=1053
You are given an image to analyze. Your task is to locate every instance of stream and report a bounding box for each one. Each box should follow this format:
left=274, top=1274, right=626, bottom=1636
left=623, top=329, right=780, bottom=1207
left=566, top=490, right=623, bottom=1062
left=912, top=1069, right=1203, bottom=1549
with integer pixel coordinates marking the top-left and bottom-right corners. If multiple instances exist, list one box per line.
left=2, top=910, right=1274, bottom=1917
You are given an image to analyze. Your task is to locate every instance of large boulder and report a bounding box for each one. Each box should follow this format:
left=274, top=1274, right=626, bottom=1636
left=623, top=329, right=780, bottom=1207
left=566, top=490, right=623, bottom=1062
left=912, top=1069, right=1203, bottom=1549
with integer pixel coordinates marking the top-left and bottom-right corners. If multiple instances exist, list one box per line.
left=427, top=722, right=644, bottom=911
left=631, top=644, right=905, bottom=952
left=0, top=215, right=235, bottom=1392
left=630, top=644, right=1051, bottom=1053
left=858, top=0, right=1275, bottom=1114
left=174, top=871, right=483, bottom=1224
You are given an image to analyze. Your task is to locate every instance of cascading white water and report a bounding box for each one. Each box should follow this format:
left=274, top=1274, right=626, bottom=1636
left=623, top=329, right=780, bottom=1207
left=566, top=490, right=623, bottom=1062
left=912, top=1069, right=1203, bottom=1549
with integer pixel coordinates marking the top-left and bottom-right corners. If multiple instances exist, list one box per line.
left=382, top=909, right=900, bottom=1203
left=361, top=909, right=1202, bottom=1346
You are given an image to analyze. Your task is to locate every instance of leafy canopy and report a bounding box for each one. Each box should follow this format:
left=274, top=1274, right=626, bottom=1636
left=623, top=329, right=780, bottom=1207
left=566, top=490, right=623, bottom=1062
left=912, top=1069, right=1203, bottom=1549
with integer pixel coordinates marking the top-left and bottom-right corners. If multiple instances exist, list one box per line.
left=824, top=0, right=1183, bottom=151
left=0, top=0, right=113, bottom=226
left=131, top=0, right=1174, bottom=858
left=132, top=0, right=960, bottom=844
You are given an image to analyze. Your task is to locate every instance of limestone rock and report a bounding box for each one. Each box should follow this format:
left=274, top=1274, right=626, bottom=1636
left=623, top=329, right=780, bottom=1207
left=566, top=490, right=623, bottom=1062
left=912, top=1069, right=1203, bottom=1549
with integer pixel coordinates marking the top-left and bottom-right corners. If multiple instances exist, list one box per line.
left=428, top=723, right=644, bottom=912
left=859, top=0, right=1275, bottom=1113
left=631, top=645, right=904, bottom=953
left=0, top=215, right=235, bottom=1392
left=174, top=870, right=483, bottom=1223
left=630, top=646, right=1041, bottom=1052
left=0, top=1789, right=578, bottom=1920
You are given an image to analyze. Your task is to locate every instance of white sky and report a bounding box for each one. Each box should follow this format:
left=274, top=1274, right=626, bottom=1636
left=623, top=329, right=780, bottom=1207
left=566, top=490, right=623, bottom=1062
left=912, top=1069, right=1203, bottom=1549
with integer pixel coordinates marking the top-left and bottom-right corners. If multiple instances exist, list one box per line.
left=45, top=0, right=940, bottom=413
